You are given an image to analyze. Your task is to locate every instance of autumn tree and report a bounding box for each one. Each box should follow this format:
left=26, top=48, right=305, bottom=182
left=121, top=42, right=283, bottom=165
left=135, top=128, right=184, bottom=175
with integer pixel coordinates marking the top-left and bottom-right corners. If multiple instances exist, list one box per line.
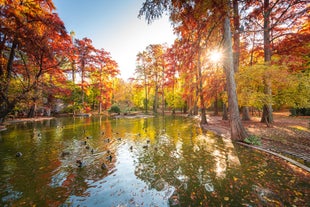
left=0, top=0, right=71, bottom=121
left=91, top=48, right=119, bottom=113
left=164, top=42, right=181, bottom=114
left=112, top=78, right=134, bottom=113
left=134, top=51, right=152, bottom=113
left=74, top=37, right=96, bottom=109
left=144, top=44, right=167, bottom=114
left=236, top=21, right=310, bottom=114
left=139, top=0, right=248, bottom=140
left=243, top=0, right=309, bottom=125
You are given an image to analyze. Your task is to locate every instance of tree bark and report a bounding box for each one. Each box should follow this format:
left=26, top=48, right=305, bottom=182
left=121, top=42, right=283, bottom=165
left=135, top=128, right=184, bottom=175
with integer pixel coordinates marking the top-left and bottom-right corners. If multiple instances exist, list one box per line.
left=261, top=0, right=273, bottom=124
left=232, top=0, right=240, bottom=73
left=153, top=84, right=159, bottom=114
left=214, top=96, right=219, bottom=116
left=223, top=15, right=248, bottom=141
left=233, top=0, right=251, bottom=122
left=144, top=70, right=148, bottom=114
left=197, top=41, right=207, bottom=124
left=242, top=106, right=251, bottom=121
left=222, top=103, right=228, bottom=120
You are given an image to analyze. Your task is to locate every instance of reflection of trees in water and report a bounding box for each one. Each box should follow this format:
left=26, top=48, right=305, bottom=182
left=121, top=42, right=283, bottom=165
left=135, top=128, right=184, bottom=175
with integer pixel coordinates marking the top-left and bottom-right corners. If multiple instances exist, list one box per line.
left=49, top=117, right=119, bottom=202
left=133, top=125, right=245, bottom=206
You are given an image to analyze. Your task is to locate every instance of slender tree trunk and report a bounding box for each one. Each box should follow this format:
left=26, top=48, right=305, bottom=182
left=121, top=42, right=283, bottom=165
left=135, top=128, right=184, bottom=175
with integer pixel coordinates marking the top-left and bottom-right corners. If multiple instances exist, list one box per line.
left=232, top=0, right=240, bottom=73
left=162, top=65, right=165, bottom=115
left=214, top=95, right=219, bottom=116
left=5, top=38, right=18, bottom=97
left=99, top=102, right=102, bottom=114
left=153, top=84, right=159, bottom=114
left=0, top=39, right=17, bottom=122
left=233, top=0, right=251, bottom=122
left=193, top=90, right=199, bottom=115
left=71, top=61, right=76, bottom=84
left=223, top=15, right=248, bottom=141
left=28, top=101, right=37, bottom=118
left=242, top=106, right=251, bottom=121
left=171, top=70, right=175, bottom=115
left=198, top=46, right=207, bottom=124
left=222, top=102, right=228, bottom=120
left=144, top=74, right=148, bottom=114
left=261, top=0, right=273, bottom=124
left=81, top=60, right=85, bottom=106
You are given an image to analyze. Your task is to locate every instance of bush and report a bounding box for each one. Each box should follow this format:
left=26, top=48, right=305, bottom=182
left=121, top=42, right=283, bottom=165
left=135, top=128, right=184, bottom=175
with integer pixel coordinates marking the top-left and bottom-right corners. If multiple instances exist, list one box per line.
left=109, top=105, right=121, bottom=114
left=290, top=108, right=310, bottom=116
left=244, top=135, right=262, bottom=146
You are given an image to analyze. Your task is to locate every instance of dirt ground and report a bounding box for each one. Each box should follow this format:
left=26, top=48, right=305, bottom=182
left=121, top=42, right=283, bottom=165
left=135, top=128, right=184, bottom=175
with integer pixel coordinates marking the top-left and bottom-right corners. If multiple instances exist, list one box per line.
left=203, top=111, right=310, bottom=167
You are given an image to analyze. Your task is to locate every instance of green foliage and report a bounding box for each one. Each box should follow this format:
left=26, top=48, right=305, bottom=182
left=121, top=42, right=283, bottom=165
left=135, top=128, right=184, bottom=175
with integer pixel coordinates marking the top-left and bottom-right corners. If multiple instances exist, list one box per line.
left=244, top=135, right=262, bottom=146
left=236, top=63, right=310, bottom=110
left=62, top=103, right=82, bottom=114
left=165, top=87, right=186, bottom=112
left=109, top=105, right=121, bottom=114
left=236, top=64, right=270, bottom=109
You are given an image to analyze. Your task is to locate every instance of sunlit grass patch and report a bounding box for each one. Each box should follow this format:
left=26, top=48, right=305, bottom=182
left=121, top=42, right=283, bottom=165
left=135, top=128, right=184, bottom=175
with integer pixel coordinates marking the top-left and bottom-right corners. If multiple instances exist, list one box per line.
left=289, top=125, right=310, bottom=132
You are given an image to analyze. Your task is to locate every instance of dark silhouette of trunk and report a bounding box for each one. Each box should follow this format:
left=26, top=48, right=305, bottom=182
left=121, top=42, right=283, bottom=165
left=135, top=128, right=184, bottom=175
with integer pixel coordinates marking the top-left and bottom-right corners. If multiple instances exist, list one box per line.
left=28, top=104, right=36, bottom=118
left=0, top=101, right=16, bottom=123
left=28, top=98, right=37, bottom=118
left=242, top=106, right=251, bottom=121
left=193, top=89, right=199, bottom=115
left=232, top=0, right=240, bottom=73
left=153, top=83, right=159, bottom=114
left=233, top=0, right=251, bottom=121
left=0, top=38, right=18, bottom=122
left=144, top=69, right=148, bottom=114
left=222, top=102, right=228, bottom=120
left=214, top=96, right=219, bottom=116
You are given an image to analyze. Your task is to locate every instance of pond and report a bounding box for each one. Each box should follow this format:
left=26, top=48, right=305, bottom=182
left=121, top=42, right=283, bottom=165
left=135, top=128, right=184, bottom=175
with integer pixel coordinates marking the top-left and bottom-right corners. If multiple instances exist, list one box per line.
left=0, top=115, right=309, bottom=206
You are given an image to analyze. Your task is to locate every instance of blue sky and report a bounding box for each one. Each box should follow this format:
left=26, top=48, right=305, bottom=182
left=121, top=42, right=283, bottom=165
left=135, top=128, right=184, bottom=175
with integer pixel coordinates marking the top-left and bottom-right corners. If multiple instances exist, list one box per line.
left=53, top=0, right=176, bottom=80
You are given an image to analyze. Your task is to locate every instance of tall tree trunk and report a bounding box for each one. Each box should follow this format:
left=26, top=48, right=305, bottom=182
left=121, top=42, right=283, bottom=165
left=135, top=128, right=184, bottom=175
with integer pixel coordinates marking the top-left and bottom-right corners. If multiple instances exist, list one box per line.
left=232, top=0, right=240, bottom=73
left=171, top=70, right=175, bottom=115
left=144, top=72, right=148, bottom=114
left=198, top=51, right=207, bottom=124
left=223, top=14, right=248, bottom=141
left=5, top=38, right=18, bottom=97
left=81, top=60, right=85, bottom=106
left=99, top=102, right=102, bottom=114
left=28, top=100, right=37, bottom=118
left=261, top=0, right=273, bottom=124
left=193, top=89, right=199, bottom=115
left=153, top=84, right=159, bottom=114
left=233, top=0, right=251, bottom=122
left=242, top=106, right=251, bottom=121
left=0, top=39, right=17, bottom=122
left=162, top=65, right=165, bottom=115
left=71, top=61, right=76, bottom=84
left=222, top=102, right=228, bottom=120
left=214, top=95, right=219, bottom=116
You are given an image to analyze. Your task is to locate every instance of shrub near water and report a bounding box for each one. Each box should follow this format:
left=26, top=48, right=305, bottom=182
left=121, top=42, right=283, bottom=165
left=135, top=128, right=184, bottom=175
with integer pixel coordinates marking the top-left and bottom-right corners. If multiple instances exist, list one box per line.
left=109, top=105, right=121, bottom=114
left=244, top=135, right=262, bottom=146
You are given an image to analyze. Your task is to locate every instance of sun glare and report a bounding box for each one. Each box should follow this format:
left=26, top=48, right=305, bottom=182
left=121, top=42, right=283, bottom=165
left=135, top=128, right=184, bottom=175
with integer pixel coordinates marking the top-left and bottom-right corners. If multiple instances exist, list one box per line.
left=209, top=50, right=222, bottom=63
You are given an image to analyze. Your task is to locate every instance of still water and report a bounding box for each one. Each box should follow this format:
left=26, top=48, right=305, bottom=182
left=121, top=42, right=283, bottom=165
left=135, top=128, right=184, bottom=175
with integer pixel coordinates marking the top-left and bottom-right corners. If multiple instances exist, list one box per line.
left=0, top=116, right=309, bottom=206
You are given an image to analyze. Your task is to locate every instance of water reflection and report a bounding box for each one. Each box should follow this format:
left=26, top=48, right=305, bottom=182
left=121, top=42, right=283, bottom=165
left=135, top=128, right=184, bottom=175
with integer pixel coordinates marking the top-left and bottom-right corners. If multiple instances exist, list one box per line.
left=0, top=116, right=309, bottom=206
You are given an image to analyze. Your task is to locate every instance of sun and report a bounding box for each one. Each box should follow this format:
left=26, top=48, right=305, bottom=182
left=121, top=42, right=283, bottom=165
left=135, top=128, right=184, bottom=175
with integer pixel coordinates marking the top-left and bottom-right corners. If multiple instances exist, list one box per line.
left=209, top=50, right=222, bottom=63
